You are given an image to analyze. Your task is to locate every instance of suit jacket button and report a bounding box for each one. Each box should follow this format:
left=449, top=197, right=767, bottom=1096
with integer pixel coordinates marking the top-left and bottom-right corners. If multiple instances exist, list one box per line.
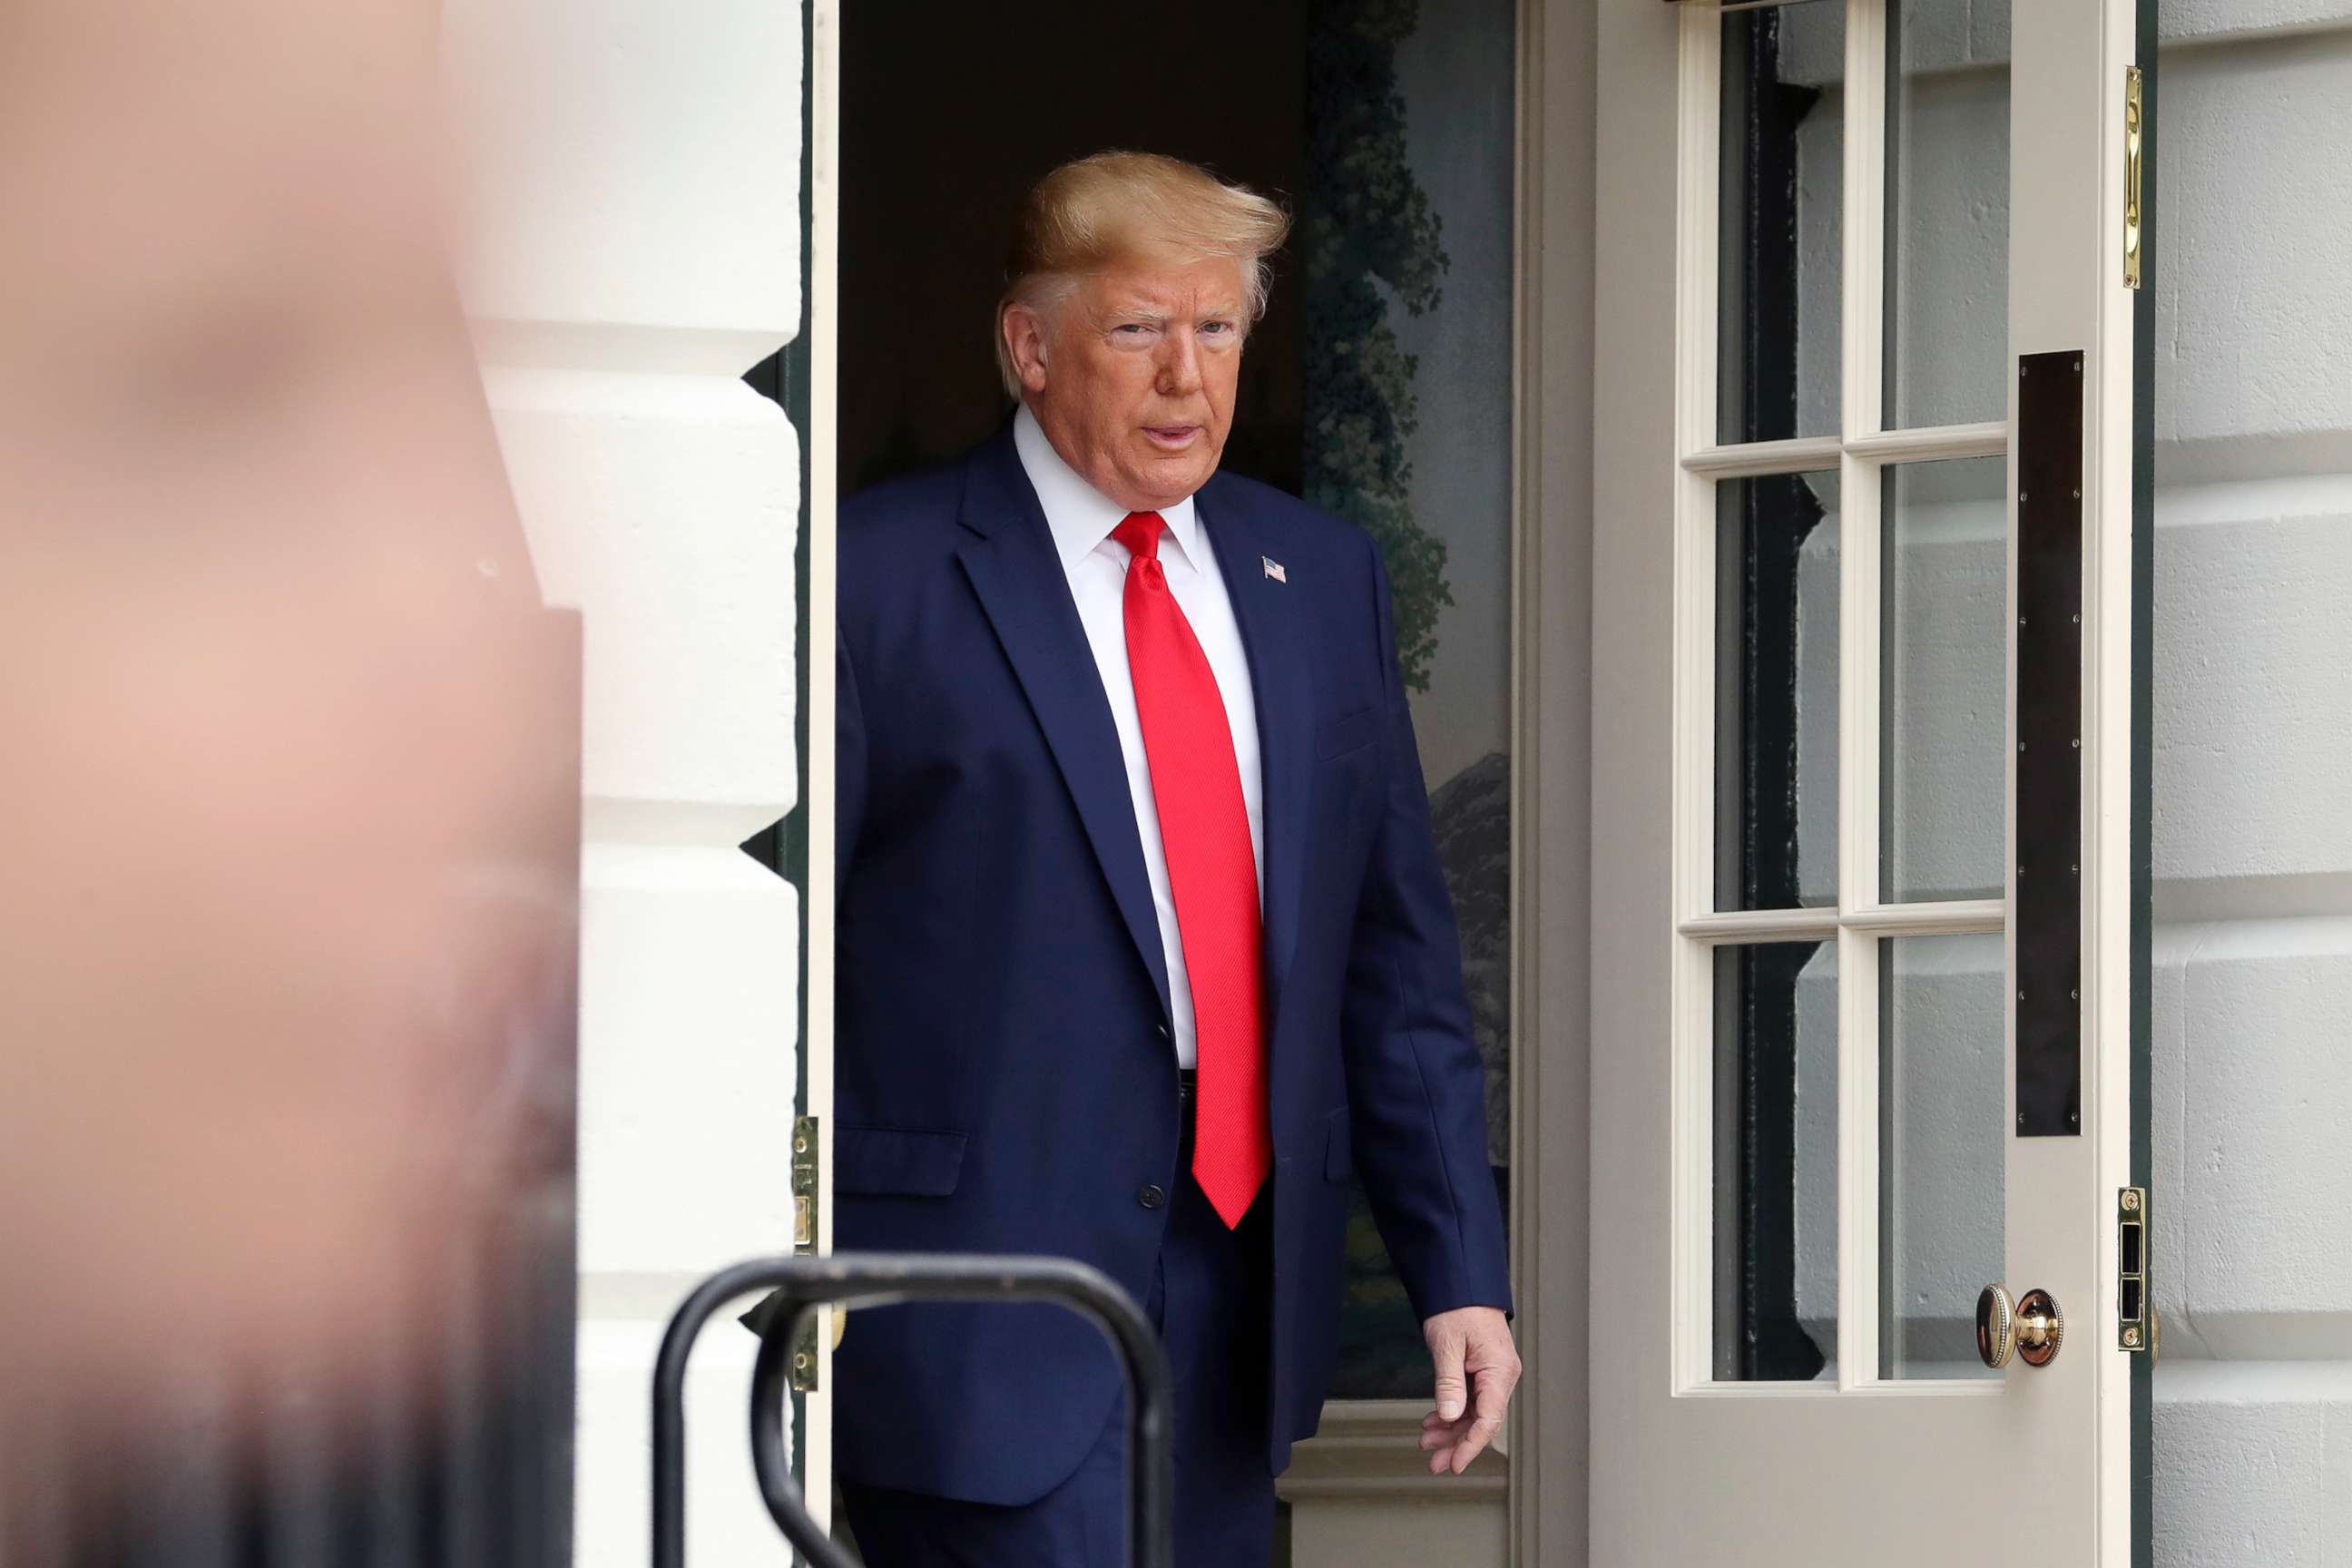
left=1137, top=1183, right=1167, bottom=1210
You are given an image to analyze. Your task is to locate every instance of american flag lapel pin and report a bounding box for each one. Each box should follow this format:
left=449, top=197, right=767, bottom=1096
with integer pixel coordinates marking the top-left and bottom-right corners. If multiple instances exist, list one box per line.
left=1262, top=556, right=1288, bottom=584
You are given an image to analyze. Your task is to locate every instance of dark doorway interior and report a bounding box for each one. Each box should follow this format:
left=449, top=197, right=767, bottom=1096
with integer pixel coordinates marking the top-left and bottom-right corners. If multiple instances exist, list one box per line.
left=838, top=1, right=1308, bottom=498
left=838, top=0, right=1523, bottom=1426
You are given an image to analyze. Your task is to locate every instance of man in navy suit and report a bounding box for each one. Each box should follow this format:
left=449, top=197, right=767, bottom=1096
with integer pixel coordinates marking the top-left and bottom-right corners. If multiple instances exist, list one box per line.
left=831, top=152, right=1515, bottom=1566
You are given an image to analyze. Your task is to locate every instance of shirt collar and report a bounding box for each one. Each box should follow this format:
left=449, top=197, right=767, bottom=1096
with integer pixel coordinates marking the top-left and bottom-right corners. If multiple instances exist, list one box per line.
left=1013, top=405, right=1202, bottom=574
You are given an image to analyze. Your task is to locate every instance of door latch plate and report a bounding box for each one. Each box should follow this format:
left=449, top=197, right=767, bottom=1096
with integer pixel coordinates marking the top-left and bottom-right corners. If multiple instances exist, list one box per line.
left=2119, top=1186, right=2154, bottom=1354
left=791, top=1114, right=819, bottom=1251
left=790, top=1115, right=823, bottom=1391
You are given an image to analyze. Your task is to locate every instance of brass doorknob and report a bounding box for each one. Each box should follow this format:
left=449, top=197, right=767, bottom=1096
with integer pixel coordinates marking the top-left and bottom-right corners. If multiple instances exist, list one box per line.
left=1976, top=1285, right=2064, bottom=1369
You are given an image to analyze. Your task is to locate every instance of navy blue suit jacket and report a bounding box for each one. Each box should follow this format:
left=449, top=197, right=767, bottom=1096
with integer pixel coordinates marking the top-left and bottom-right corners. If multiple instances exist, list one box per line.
left=831, top=426, right=1510, bottom=1505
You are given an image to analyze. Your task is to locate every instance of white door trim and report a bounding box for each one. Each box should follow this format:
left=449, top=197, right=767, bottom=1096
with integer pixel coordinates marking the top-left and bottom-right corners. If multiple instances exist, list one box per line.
left=1511, top=0, right=1599, bottom=1565
left=804, top=0, right=842, bottom=1520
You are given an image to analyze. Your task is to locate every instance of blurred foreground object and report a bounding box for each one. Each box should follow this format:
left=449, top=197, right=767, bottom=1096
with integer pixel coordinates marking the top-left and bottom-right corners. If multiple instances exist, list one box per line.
left=0, top=1, right=580, bottom=1560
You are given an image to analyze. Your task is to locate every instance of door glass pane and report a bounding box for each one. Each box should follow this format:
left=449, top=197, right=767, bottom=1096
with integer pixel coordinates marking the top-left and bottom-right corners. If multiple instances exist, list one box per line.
left=1880, top=934, right=2004, bottom=1380
left=1717, top=470, right=1840, bottom=911
left=1884, top=0, right=2012, bottom=428
left=1882, top=456, right=2005, bottom=902
left=1713, top=940, right=1839, bottom=1383
left=1718, top=2, right=1844, bottom=446
left=1297, top=0, right=1521, bottom=1403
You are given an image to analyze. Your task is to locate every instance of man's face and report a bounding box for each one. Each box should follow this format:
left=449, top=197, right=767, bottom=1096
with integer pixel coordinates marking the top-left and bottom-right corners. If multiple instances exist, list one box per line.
left=1008, top=252, right=1246, bottom=513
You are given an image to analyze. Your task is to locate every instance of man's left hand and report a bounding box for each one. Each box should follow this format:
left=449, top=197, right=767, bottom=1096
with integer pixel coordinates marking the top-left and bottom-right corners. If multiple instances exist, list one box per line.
left=1418, top=1306, right=1520, bottom=1475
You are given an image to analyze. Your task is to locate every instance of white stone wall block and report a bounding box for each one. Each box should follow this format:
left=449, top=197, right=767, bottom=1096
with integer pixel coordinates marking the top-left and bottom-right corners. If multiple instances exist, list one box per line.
left=1880, top=934, right=2005, bottom=1365
left=2155, top=34, right=2352, bottom=466
left=2153, top=1390, right=2328, bottom=1567
left=1885, top=69, right=2010, bottom=428
left=1791, top=936, right=2006, bottom=1372
left=489, top=368, right=799, bottom=835
left=1778, top=5, right=1846, bottom=90
left=2328, top=1399, right=2352, bottom=1560
left=577, top=1320, right=789, bottom=1567
left=1795, top=92, right=1845, bottom=441
left=444, top=0, right=804, bottom=368
left=2161, top=0, right=2352, bottom=42
left=2152, top=502, right=2352, bottom=895
left=1793, top=943, right=1839, bottom=1358
left=1966, top=0, right=2014, bottom=65
left=2152, top=927, right=2193, bottom=1338
left=1796, top=497, right=1841, bottom=907
left=579, top=845, right=800, bottom=1275
left=1886, top=467, right=2006, bottom=899
left=2165, top=918, right=2352, bottom=1346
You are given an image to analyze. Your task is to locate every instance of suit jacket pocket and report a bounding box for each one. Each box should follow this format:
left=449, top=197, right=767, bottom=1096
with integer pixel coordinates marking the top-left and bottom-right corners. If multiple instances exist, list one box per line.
left=836, top=1126, right=969, bottom=1197
left=1323, top=1105, right=1354, bottom=1182
left=1315, top=707, right=1379, bottom=762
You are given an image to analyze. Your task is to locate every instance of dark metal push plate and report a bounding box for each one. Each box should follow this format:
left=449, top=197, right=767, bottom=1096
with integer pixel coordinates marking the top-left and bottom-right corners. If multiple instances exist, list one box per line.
left=2015, top=350, right=2085, bottom=1137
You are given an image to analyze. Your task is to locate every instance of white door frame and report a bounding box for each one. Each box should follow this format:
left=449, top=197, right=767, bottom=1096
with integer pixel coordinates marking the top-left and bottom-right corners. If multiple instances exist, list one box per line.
left=1508, top=0, right=1600, bottom=1564
left=1279, top=4, right=1600, bottom=1563
left=805, top=0, right=844, bottom=1522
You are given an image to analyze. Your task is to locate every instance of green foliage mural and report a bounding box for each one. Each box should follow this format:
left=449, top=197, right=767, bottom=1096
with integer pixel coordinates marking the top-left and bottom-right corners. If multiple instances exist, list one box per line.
left=1302, top=0, right=1453, bottom=693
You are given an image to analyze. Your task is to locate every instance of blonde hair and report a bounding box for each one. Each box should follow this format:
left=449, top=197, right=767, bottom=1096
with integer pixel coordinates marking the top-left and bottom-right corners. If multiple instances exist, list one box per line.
left=995, top=152, right=1291, bottom=398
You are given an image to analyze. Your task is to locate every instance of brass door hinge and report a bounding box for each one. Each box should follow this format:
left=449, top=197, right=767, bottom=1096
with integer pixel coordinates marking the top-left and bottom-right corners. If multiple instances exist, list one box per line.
left=2119, top=1186, right=2156, bottom=1356
left=789, top=1312, right=823, bottom=1394
left=792, top=1114, right=820, bottom=1251
left=790, top=1114, right=822, bottom=1392
left=2124, top=66, right=2145, bottom=290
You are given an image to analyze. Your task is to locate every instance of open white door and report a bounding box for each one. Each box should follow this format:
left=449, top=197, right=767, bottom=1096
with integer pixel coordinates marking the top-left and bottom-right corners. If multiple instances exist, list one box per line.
left=1592, top=0, right=2152, bottom=1560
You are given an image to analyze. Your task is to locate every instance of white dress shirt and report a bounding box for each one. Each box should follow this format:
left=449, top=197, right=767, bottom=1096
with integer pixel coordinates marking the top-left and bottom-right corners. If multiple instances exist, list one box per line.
left=1013, top=406, right=1266, bottom=1071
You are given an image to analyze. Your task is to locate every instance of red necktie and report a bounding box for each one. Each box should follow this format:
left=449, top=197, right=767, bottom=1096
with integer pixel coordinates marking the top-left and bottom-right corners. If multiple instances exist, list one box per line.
left=1112, top=511, right=1270, bottom=1228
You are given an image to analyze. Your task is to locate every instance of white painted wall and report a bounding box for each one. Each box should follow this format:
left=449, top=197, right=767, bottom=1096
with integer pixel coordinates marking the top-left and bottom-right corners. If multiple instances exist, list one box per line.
left=1781, top=5, right=2352, bottom=1557
left=442, top=3, right=806, bottom=1562
left=2147, top=14, right=2352, bottom=1559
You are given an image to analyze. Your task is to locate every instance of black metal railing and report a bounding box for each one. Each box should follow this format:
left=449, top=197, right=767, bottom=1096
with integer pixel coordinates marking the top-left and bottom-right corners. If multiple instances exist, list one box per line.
left=652, top=1253, right=1172, bottom=1568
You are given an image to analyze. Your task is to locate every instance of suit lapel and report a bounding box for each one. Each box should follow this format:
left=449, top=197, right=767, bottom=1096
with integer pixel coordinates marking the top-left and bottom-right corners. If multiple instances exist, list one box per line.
left=1199, top=483, right=1312, bottom=1030
left=955, top=431, right=1172, bottom=1021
